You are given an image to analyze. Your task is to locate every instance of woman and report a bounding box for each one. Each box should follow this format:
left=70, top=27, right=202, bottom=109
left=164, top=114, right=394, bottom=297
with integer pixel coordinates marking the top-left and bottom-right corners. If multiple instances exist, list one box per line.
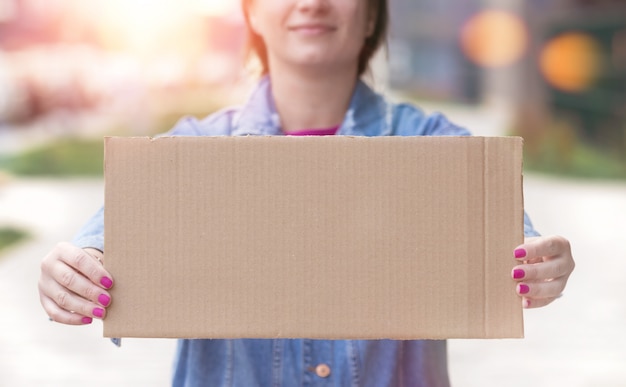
left=38, top=0, right=575, bottom=385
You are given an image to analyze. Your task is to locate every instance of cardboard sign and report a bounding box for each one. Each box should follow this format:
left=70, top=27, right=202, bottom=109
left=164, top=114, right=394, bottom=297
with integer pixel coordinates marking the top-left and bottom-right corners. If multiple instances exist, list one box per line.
left=103, top=136, right=524, bottom=339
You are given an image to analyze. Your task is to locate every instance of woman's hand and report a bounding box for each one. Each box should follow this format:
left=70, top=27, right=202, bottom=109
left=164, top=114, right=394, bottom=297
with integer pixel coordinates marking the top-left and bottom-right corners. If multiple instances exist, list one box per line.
left=39, top=242, right=113, bottom=325
left=511, top=236, right=574, bottom=309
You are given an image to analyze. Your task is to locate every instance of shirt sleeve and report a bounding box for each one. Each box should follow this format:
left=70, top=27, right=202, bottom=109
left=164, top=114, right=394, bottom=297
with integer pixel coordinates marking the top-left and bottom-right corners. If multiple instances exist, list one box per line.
left=392, top=103, right=471, bottom=137
left=523, top=211, right=541, bottom=237
left=72, top=206, right=105, bottom=251
left=421, top=112, right=472, bottom=136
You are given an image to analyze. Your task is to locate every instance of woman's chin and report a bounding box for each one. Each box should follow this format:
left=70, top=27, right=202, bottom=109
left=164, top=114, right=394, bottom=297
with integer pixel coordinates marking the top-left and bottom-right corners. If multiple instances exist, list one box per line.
left=285, top=56, right=355, bottom=73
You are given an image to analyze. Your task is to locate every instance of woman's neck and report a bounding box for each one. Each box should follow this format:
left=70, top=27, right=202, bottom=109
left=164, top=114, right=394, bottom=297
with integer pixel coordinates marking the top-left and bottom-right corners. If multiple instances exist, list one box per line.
left=269, top=62, right=358, bottom=133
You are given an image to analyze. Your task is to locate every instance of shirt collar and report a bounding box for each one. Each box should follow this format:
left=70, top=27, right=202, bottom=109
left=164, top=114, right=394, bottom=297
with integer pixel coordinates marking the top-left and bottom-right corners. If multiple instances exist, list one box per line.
left=232, top=75, right=392, bottom=137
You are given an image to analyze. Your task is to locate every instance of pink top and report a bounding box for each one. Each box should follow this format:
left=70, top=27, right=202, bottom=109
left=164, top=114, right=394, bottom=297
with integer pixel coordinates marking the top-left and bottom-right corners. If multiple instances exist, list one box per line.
left=284, top=126, right=340, bottom=136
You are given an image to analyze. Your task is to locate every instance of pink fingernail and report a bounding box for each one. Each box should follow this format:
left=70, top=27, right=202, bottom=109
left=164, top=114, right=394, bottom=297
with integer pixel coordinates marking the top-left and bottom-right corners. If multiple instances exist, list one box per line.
left=513, top=269, right=525, bottom=279
left=514, top=248, right=527, bottom=259
left=93, top=308, right=104, bottom=318
left=100, top=276, right=113, bottom=289
left=524, top=299, right=531, bottom=308
left=98, top=294, right=111, bottom=307
left=82, top=317, right=93, bottom=324
left=518, top=284, right=530, bottom=294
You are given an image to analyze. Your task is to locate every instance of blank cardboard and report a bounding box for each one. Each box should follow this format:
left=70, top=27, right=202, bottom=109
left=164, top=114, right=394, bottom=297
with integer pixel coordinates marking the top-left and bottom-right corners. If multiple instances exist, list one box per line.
left=103, top=136, right=524, bottom=339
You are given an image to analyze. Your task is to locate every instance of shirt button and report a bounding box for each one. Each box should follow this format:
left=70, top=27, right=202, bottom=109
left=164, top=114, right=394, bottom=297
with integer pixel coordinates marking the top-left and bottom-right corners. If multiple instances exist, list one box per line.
left=315, top=363, right=331, bottom=378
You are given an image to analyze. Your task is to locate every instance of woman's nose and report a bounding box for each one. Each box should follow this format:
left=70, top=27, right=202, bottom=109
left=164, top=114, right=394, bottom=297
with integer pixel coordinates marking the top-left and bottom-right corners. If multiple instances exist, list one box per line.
left=295, top=0, right=330, bottom=13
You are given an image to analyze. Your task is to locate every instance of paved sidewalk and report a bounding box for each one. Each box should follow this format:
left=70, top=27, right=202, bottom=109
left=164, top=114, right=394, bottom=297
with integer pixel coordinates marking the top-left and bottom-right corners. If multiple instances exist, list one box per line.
left=1, top=176, right=625, bottom=386
left=449, top=174, right=626, bottom=387
left=0, top=179, right=175, bottom=387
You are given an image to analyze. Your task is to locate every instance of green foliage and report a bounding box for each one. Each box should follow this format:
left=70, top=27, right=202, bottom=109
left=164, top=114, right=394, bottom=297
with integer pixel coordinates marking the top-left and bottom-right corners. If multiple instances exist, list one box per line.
left=0, top=86, right=229, bottom=177
left=522, top=121, right=626, bottom=180
left=0, top=138, right=104, bottom=177
left=0, top=227, right=29, bottom=253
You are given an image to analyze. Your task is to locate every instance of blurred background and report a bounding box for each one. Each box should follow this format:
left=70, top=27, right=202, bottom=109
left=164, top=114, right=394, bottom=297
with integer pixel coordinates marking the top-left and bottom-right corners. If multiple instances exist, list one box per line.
left=0, top=0, right=625, bottom=386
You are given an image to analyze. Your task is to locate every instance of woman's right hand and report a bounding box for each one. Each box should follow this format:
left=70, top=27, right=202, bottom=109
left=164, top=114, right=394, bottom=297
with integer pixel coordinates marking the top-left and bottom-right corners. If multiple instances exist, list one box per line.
left=38, top=242, right=113, bottom=325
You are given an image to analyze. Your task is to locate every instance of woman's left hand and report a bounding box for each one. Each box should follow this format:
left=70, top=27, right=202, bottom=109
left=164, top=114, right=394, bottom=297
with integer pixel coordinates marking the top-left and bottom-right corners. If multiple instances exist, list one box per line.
left=511, top=236, right=574, bottom=309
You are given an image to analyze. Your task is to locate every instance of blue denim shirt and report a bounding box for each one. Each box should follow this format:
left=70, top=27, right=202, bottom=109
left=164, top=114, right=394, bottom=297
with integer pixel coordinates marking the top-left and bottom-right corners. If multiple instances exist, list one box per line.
left=73, top=76, right=540, bottom=387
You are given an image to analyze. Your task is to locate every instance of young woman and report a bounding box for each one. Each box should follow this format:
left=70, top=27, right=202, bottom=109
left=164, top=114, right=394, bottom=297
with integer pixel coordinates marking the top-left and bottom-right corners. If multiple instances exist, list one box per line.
left=38, top=0, right=575, bottom=385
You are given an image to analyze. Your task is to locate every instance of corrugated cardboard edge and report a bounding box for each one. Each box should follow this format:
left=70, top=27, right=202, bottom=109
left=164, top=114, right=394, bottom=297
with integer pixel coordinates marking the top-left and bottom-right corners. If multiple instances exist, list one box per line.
left=482, top=137, right=525, bottom=338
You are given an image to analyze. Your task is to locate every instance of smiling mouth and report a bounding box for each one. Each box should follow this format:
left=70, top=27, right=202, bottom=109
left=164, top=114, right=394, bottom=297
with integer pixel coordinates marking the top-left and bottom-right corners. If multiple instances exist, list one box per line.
left=289, top=25, right=336, bottom=35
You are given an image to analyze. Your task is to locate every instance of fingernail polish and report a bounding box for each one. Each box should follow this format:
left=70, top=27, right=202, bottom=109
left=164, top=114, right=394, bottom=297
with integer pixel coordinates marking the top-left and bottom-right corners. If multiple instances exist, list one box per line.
left=514, top=249, right=527, bottom=259
left=82, top=316, right=93, bottom=324
left=513, top=269, right=525, bottom=279
left=100, top=276, right=113, bottom=289
left=98, top=294, right=111, bottom=307
left=518, top=284, right=530, bottom=294
left=524, top=299, right=531, bottom=308
left=93, top=308, right=104, bottom=318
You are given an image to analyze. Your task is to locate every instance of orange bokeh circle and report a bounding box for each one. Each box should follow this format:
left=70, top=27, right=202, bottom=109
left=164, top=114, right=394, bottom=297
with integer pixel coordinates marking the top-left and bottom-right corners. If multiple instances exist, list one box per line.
left=460, top=10, right=528, bottom=68
left=540, top=32, right=602, bottom=93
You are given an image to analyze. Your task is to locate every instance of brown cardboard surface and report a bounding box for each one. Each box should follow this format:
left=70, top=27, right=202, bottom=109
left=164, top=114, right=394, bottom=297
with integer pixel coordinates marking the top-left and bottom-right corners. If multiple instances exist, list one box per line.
left=103, top=136, right=524, bottom=339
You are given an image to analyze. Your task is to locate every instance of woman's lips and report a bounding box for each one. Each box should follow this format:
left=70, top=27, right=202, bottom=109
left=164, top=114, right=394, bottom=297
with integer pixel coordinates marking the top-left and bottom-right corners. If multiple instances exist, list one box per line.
left=289, top=24, right=336, bottom=36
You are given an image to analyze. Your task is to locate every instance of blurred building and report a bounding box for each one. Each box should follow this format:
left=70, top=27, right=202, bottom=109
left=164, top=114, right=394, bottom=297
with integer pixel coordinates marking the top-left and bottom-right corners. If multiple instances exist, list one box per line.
left=0, top=0, right=106, bottom=124
left=0, top=0, right=95, bottom=49
left=388, top=0, right=483, bottom=103
left=389, top=0, right=625, bottom=154
left=0, top=1, right=246, bottom=127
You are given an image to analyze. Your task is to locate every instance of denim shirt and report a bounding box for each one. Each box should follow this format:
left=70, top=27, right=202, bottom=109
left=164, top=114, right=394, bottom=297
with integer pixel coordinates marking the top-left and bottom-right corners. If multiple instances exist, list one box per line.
left=73, top=76, right=540, bottom=387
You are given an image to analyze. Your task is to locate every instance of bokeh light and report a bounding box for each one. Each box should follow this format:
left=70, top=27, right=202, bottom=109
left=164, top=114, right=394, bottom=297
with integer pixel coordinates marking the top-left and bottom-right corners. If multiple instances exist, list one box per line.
left=460, top=9, right=528, bottom=68
left=192, top=0, right=240, bottom=17
left=539, top=32, right=603, bottom=93
left=71, top=0, right=241, bottom=57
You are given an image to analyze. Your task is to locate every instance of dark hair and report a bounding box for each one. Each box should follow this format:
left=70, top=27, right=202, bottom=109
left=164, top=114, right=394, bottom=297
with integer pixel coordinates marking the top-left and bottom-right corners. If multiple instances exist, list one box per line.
left=241, top=0, right=389, bottom=77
